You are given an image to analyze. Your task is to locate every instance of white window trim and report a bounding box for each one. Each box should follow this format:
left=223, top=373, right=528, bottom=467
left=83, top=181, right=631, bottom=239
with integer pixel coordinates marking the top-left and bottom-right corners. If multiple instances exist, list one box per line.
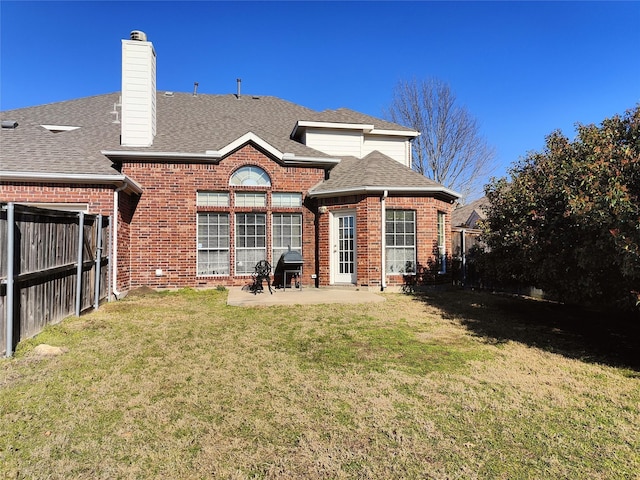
left=385, top=210, right=416, bottom=275
left=197, top=212, right=230, bottom=276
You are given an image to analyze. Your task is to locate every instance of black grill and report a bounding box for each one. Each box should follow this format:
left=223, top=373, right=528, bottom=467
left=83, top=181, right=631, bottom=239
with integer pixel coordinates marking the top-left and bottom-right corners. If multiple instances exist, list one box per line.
left=275, top=247, right=304, bottom=289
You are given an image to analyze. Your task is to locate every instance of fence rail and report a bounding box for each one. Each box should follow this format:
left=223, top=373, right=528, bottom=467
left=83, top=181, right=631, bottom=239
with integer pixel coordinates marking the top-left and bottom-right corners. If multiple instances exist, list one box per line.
left=1, top=203, right=110, bottom=357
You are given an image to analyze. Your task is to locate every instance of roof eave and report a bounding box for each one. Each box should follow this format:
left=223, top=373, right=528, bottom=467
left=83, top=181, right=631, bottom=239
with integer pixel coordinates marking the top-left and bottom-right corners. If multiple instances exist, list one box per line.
left=308, top=185, right=461, bottom=200
left=281, top=153, right=341, bottom=167
left=0, top=171, right=142, bottom=194
left=102, top=131, right=341, bottom=167
left=291, top=120, right=419, bottom=139
left=102, top=150, right=223, bottom=163
left=368, top=128, right=420, bottom=137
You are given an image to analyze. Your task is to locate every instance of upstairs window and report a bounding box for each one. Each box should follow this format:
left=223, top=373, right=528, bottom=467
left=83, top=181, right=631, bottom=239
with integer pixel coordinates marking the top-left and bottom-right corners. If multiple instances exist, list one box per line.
left=230, top=166, right=271, bottom=187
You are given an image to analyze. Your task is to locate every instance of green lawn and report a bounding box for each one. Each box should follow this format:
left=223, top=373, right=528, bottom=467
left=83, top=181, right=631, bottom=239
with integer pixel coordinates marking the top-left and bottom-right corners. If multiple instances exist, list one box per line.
left=1, top=288, right=638, bottom=479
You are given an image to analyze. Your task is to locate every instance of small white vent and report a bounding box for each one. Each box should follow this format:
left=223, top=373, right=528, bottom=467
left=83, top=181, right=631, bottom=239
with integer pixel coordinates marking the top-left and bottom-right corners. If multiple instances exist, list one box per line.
left=40, top=124, right=80, bottom=133
left=130, top=30, right=147, bottom=41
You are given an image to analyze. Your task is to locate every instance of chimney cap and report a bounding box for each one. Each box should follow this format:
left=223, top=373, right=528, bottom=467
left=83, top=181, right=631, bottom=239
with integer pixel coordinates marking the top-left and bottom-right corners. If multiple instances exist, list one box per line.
left=130, top=30, right=147, bottom=41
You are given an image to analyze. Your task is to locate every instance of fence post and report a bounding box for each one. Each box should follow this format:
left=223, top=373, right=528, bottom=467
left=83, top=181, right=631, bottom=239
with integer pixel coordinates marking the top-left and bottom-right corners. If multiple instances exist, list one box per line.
left=107, top=216, right=112, bottom=302
left=5, top=203, right=15, bottom=357
left=94, top=214, right=102, bottom=310
left=75, top=212, right=85, bottom=317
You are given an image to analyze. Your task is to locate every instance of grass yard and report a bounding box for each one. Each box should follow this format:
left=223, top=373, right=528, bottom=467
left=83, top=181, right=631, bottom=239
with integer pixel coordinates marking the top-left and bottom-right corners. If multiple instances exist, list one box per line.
left=1, top=288, right=638, bottom=479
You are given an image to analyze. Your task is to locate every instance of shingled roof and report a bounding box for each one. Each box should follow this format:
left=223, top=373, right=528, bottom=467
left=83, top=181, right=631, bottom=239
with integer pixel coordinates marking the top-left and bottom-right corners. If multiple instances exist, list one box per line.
left=299, top=107, right=416, bottom=132
left=309, top=151, right=459, bottom=198
left=1, top=91, right=457, bottom=199
left=1, top=94, right=123, bottom=176
left=0, top=92, right=333, bottom=176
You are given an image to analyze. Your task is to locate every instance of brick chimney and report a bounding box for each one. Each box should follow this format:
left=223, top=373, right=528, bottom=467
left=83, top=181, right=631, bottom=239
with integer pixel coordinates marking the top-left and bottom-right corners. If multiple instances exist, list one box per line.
left=121, top=30, right=156, bottom=147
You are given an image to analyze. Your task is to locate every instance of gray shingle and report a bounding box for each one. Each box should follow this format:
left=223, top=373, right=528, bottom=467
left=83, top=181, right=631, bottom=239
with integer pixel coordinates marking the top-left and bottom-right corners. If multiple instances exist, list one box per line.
left=301, top=108, right=415, bottom=132
left=309, top=151, right=450, bottom=194
left=1, top=92, right=454, bottom=198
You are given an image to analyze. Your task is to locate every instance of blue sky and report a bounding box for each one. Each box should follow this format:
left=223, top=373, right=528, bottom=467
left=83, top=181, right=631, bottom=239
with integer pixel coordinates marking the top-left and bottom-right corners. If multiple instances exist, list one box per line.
left=1, top=1, right=639, bottom=189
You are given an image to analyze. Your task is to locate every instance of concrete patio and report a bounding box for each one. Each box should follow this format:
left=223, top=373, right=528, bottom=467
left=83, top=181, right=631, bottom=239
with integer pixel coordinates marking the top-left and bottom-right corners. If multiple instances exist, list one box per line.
left=226, top=286, right=386, bottom=307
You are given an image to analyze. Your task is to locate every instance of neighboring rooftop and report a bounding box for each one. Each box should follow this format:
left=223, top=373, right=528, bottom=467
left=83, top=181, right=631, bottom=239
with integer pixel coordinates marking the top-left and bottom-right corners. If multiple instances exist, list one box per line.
left=452, top=197, right=489, bottom=228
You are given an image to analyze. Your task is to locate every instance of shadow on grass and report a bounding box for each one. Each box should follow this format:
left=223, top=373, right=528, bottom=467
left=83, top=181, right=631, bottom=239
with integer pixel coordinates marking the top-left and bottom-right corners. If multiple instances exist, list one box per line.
left=409, top=288, right=640, bottom=372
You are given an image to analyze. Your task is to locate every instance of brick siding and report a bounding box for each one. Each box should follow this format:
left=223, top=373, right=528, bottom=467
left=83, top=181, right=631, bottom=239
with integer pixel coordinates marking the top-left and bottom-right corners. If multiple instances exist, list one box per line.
left=317, top=194, right=454, bottom=288
left=120, top=144, right=325, bottom=289
left=2, top=147, right=455, bottom=292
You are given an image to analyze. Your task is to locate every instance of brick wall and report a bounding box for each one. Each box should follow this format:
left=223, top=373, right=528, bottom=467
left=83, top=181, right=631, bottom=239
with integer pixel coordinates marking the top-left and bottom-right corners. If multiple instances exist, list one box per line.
left=0, top=182, right=114, bottom=215
left=317, top=193, right=454, bottom=288
left=120, top=144, right=326, bottom=289
left=2, top=154, right=456, bottom=292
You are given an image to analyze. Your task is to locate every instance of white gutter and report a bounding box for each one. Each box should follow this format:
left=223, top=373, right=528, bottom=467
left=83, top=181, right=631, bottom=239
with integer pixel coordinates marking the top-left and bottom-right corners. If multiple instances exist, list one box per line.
left=101, top=150, right=222, bottom=162
left=0, top=171, right=142, bottom=194
left=381, top=190, right=388, bottom=290
left=102, top=148, right=340, bottom=167
left=281, top=153, right=341, bottom=166
left=291, top=120, right=419, bottom=139
left=308, top=185, right=461, bottom=200
left=112, top=182, right=128, bottom=300
left=368, top=128, right=420, bottom=137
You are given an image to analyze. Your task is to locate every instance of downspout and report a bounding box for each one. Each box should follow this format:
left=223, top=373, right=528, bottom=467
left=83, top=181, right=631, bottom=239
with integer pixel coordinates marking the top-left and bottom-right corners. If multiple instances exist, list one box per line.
left=5, top=203, right=15, bottom=357
left=93, top=214, right=103, bottom=309
left=112, top=182, right=128, bottom=299
left=75, top=211, right=85, bottom=316
left=381, top=190, right=388, bottom=290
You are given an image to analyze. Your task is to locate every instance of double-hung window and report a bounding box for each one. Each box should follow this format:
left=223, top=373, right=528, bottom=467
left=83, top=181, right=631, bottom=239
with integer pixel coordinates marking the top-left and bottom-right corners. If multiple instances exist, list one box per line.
left=272, top=213, right=302, bottom=261
left=235, top=213, right=266, bottom=275
left=197, top=213, right=230, bottom=275
left=385, top=210, right=416, bottom=274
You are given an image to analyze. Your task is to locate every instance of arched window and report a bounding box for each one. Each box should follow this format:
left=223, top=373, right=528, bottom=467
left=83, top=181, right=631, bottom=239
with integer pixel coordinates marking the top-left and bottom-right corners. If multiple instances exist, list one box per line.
left=229, top=166, right=271, bottom=187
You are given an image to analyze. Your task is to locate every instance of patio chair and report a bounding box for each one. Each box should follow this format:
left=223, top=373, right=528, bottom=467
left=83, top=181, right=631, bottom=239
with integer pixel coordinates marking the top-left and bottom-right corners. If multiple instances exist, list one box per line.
left=249, top=260, right=273, bottom=294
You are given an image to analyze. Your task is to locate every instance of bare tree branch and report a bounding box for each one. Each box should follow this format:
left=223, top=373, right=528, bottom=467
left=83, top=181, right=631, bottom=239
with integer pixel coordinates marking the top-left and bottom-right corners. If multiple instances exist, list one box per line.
left=385, top=78, right=496, bottom=203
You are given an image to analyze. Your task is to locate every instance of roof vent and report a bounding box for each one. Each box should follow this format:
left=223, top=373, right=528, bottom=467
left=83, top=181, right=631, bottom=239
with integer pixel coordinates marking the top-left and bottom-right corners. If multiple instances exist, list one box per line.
left=130, top=30, right=147, bottom=41
left=1, top=120, right=18, bottom=129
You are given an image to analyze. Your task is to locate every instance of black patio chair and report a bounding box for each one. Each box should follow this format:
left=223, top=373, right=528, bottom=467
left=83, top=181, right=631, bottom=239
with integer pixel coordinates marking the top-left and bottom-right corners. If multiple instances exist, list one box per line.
left=249, top=260, right=273, bottom=294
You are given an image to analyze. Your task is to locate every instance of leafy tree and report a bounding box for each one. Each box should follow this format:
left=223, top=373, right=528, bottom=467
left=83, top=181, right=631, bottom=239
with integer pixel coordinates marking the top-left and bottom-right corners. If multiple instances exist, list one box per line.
left=385, top=77, right=496, bottom=202
left=478, top=105, right=640, bottom=310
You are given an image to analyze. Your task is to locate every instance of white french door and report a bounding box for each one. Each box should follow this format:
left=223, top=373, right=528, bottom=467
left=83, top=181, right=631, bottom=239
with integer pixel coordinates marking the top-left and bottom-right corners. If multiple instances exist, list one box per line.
left=332, top=211, right=357, bottom=284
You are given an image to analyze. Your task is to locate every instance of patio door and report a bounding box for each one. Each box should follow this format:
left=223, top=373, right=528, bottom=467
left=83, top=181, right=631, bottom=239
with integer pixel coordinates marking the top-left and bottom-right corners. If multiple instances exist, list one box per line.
left=332, top=211, right=356, bottom=284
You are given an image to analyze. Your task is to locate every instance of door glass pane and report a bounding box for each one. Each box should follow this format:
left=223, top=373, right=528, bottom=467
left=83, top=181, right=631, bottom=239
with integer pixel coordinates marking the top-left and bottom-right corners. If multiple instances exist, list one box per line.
left=338, top=215, right=355, bottom=275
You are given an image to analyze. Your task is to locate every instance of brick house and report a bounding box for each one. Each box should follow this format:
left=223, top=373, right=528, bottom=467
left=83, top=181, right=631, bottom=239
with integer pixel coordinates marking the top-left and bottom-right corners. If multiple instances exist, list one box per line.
left=1, top=31, right=459, bottom=296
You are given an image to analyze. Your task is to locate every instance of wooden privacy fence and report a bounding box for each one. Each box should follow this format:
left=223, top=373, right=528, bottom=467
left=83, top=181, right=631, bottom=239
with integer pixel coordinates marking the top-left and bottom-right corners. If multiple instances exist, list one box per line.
left=1, top=203, right=110, bottom=357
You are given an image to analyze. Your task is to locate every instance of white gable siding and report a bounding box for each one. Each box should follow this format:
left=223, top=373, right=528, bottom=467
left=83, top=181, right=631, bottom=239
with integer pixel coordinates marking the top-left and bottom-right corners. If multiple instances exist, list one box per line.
left=121, top=39, right=156, bottom=147
left=363, top=136, right=411, bottom=167
left=303, top=129, right=362, bottom=158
